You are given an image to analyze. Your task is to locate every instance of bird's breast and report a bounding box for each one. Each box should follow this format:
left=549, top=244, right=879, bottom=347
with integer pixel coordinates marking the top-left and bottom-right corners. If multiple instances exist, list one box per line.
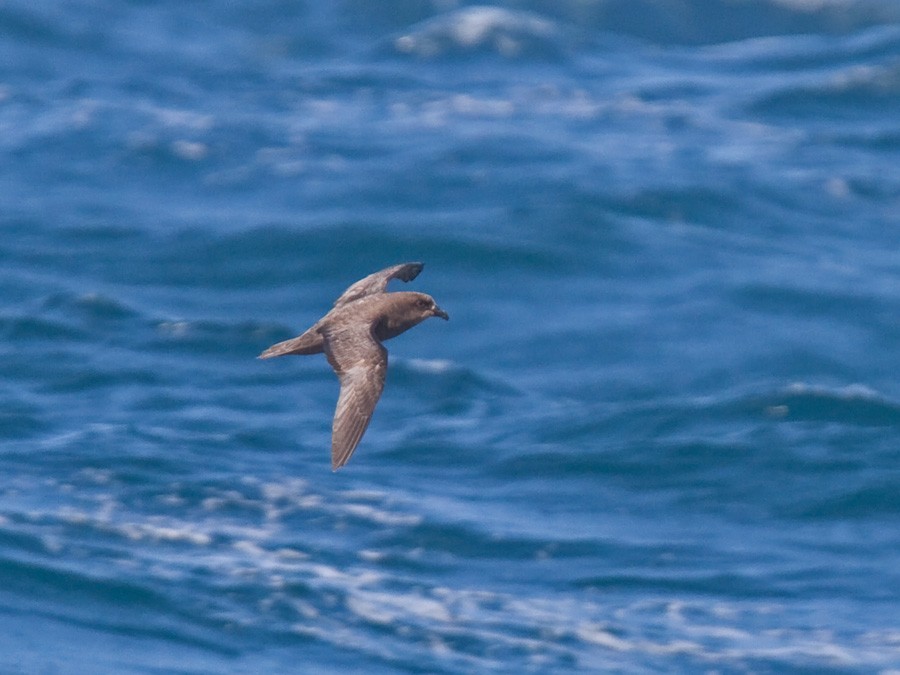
left=374, top=314, right=418, bottom=342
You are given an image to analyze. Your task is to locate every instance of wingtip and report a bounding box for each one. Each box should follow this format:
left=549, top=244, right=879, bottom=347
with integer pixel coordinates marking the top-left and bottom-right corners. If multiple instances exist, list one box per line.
left=403, top=261, right=424, bottom=281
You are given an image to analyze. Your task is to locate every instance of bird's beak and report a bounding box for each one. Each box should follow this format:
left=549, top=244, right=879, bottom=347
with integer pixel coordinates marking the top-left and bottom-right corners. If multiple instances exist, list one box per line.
left=433, top=306, right=449, bottom=321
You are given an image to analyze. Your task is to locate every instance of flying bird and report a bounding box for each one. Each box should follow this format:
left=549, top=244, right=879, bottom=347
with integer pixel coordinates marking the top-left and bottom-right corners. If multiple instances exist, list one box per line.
left=259, top=262, right=449, bottom=470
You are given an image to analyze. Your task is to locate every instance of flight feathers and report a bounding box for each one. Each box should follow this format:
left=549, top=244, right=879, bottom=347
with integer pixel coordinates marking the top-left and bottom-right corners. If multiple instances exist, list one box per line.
left=258, top=262, right=447, bottom=470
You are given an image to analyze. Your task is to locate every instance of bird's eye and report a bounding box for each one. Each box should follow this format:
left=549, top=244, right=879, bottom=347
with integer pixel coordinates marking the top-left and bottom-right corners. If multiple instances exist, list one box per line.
left=417, top=298, right=429, bottom=308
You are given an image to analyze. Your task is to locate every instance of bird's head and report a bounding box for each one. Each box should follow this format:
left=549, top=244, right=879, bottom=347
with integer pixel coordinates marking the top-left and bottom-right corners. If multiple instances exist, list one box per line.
left=375, top=291, right=449, bottom=341
left=410, top=292, right=449, bottom=322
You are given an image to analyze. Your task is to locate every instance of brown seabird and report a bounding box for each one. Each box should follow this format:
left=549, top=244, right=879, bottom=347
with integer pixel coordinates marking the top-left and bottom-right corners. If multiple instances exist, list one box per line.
left=259, top=262, right=449, bottom=470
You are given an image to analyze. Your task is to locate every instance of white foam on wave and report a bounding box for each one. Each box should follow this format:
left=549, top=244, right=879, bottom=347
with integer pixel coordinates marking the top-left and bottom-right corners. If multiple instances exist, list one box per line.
left=306, top=563, right=382, bottom=588
left=38, top=423, right=123, bottom=450
left=347, top=589, right=452, bottom=625
left=171, top=139, right=207, bottom=161
left=785, top=381, right=882, bottom=400
left=575, top=625, right=633, bottom=651
left=53, top=500, right=216, bottom=549
left=333, top=580, right=900, bottom=671
left=394, top=6, right=561, bottom=59
left=30, top=474, right=900, bottom=671
left=406, top=357, right=455, bottom=374
left=138, top=102, right=213, bottom=131
left=118, top=521, right=212, bottom=546
left=156, top=320, right=191, bottom=337
left=771, top=0, right=859, bottom=10
left=340, top=503, right=423, bottom=527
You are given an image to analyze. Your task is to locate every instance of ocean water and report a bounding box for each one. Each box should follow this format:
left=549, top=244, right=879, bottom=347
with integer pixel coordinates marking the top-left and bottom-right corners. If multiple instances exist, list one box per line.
left=2, top=0, right=900, bottom=672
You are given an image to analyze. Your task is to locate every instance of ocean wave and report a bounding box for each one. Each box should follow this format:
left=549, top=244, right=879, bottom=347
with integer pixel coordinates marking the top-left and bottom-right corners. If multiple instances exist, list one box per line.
left=0, top=312, right=89, bottom=343
left=761, top=381, right=900, bottom=426
left=749, top=53, right=900, bottom=120
left=529, top=0, right=900, bottom=45
left=151, top=317, right=279, bottom=356
left=41, top=291, right=138, bottom=321
left=2, top=0, right=899, bottom=670
left=390, top=6, right=567, bottom=61
left=2, top=431, right=898, bottom=671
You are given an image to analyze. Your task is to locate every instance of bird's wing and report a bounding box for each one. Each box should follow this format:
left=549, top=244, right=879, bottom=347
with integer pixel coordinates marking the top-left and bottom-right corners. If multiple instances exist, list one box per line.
left=322, top=323, right=388, bottom=470
left=333, top=262, right=423, bottom=308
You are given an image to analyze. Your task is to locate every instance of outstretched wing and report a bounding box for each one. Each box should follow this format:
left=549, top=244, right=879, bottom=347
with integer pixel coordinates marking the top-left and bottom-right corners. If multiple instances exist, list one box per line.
left=333, top=262, right=423, bottom=308
left=322, top=324, right=388, bottom=470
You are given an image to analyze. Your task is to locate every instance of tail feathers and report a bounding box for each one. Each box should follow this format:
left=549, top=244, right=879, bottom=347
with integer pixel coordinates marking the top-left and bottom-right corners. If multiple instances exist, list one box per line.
left=258, top=329, right=323, bottom=359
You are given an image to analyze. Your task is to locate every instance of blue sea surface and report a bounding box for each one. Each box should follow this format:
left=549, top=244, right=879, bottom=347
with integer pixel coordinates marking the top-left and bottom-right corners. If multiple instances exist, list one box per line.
left=2, top=1, right=900, bottom=672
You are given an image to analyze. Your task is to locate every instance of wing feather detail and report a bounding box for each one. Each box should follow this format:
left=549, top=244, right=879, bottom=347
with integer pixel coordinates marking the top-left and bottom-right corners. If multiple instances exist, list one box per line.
left=323, top=325, right=388, bottom=470
left=333, top=262, right=423, bottom=308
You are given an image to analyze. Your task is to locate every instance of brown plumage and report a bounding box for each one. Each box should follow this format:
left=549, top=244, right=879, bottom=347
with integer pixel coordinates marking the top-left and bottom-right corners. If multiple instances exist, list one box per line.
left=259, top=263, right=449, bottom=470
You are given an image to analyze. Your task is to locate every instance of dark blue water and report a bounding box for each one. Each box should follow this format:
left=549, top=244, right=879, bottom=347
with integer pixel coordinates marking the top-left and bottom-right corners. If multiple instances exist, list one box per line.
left=2, top=1, right=900, bottom=672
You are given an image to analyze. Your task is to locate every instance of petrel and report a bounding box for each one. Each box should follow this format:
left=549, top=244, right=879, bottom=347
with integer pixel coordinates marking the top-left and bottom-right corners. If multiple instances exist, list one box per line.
left=259, top=262, right=449, bottom=470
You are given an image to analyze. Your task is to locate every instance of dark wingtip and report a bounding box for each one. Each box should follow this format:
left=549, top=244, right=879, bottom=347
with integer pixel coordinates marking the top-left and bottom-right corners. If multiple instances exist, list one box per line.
left=403, top=262, right=424, bottom=281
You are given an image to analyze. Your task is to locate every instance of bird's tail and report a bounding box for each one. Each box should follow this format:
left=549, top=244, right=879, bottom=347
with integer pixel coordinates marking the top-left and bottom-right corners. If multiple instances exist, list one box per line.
left=258, top=328, right=324, bottom=359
